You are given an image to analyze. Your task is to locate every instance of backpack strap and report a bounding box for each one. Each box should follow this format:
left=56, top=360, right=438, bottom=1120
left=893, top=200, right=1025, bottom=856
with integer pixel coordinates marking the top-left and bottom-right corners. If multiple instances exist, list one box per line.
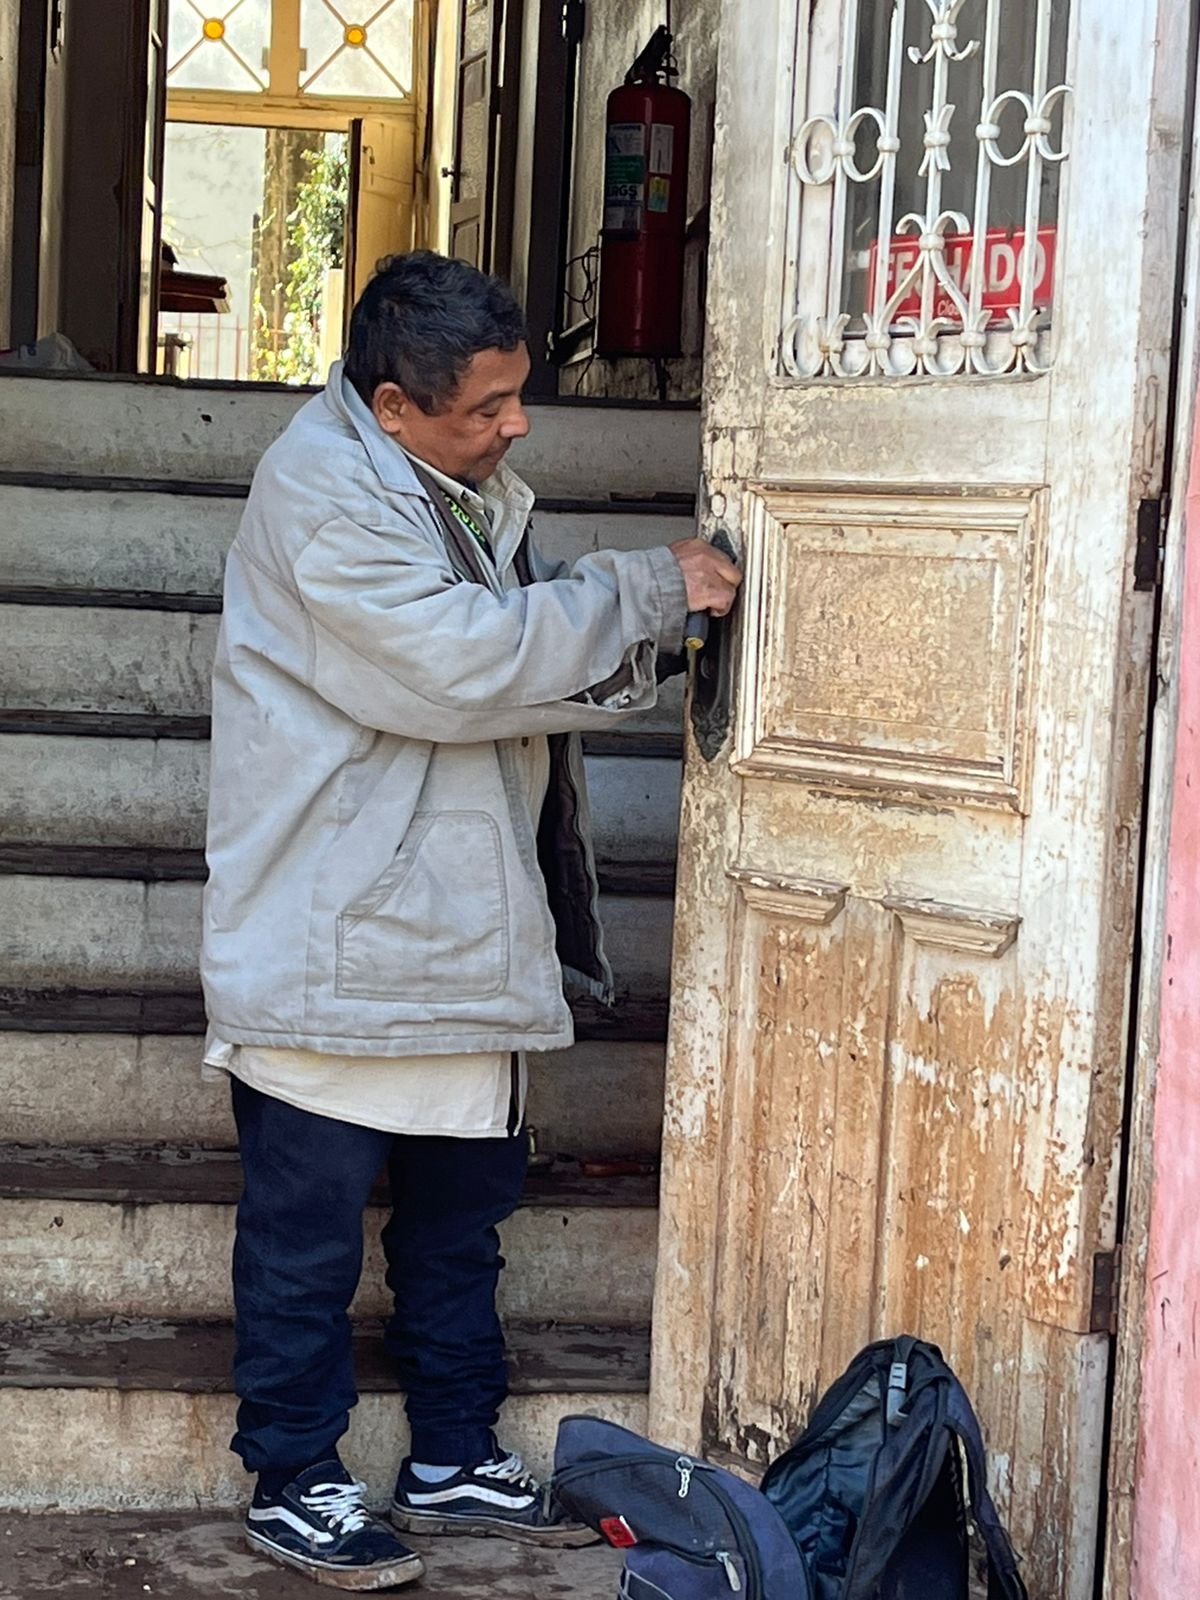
left=944, top=1383, right=1029, bottom=1600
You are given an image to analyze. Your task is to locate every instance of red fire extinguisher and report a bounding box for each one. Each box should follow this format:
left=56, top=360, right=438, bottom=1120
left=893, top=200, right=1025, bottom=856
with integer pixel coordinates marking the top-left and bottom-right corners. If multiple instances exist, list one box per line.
left=597, top=26, right=691, bottom=359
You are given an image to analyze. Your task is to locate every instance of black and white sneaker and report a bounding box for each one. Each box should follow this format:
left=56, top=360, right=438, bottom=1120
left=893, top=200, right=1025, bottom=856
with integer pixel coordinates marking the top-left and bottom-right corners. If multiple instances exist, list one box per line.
left=246, top=1460, right=425, bottom=1590
left=391, top=1441, right=598, bottom=1547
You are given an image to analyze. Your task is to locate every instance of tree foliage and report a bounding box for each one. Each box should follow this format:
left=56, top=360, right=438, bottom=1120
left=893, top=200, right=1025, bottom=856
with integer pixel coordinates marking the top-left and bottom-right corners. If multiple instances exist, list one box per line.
left=255, top=135, right=348, bottom=383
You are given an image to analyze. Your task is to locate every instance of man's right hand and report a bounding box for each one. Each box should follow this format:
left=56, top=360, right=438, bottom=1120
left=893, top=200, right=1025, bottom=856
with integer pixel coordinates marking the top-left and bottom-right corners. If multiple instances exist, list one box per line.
left=669, top=538, right=743, bottom=617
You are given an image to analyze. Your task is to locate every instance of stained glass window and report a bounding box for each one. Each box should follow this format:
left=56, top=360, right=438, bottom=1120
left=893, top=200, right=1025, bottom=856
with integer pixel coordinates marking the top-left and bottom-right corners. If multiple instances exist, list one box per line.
left=167, top=0, right=272, bottom=92
left=300, top=0, right=413, bottom=98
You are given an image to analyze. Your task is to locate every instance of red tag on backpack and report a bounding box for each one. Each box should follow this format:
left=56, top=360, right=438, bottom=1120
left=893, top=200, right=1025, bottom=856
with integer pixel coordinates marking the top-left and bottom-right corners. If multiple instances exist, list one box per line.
left=600, top=1515, right=639, bottom=1548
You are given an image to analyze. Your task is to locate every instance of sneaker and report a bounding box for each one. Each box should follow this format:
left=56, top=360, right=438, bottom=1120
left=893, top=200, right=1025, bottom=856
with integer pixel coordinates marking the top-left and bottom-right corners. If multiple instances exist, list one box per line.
left=246, top=1459, right=425, bottom=1590
left=391, top=1441, right=598, bottom=1547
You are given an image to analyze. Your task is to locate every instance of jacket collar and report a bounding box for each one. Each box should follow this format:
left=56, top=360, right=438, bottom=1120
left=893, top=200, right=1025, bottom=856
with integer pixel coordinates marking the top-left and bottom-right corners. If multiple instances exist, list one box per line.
left=321, top=359, right=430, bottom=499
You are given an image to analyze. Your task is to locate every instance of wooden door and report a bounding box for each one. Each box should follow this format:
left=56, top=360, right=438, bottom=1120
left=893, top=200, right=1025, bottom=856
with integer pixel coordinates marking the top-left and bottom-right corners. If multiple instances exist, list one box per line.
left=119, top=0, right=167, bottom=372
left=348, top=115, right=417, bottom=303
left=447, top=0, right=494, bottom=266
left=650, top=3, right=1193, bottom=1598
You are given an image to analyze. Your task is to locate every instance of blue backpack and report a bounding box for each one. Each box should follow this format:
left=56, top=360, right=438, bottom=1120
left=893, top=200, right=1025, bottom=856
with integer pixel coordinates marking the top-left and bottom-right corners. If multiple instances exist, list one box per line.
left=552, top=1336, right=1029, bottom=1600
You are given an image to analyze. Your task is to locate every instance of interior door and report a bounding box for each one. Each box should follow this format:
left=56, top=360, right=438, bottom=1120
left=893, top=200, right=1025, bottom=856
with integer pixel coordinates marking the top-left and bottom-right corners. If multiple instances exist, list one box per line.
left=128, top=0, right=167, bottom=372
left=649, top=4, right=1193, bottom=1598
left=347, top=115, right=417, bottom=304
left=447, top=0, right=495, bottom=266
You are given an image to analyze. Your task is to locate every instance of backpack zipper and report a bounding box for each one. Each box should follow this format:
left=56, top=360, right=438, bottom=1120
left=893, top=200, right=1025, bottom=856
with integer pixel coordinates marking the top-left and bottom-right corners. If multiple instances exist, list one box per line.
left=554, top=1453, right=766, bottom=1599
left=716, top=1550, right=743, bottom=1591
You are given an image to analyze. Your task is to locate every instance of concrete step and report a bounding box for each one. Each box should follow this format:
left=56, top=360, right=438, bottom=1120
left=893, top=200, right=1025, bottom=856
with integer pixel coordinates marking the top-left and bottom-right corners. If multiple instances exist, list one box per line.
left=0, top=1145, right=658, bottom=1324
left=0, top=481, right=694, bottom=600
left=0, top=734, right=681, bottom=871
left=0, top=373, right=700, bottom=494
left=0, top=1316, right=644, bottom=1508
left=0, top=601, right=686, bottom=735
left=0, top=1509, right=629, bottom=1593
left=0, top=872, right=673, bottom=1005
left=0, top=1033, right=666, bottom=1154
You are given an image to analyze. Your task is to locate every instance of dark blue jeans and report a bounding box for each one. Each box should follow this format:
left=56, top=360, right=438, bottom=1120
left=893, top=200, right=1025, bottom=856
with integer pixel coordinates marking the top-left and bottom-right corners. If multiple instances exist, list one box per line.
left=229, top=1075, right=528, bottom=1477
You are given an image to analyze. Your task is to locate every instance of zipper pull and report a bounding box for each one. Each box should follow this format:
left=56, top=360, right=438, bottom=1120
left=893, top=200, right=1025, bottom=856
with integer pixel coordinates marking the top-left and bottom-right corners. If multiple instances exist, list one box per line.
left=674, top=1455, right=693, bottom=1499
left=716, top=1551, right=743, bottom=1592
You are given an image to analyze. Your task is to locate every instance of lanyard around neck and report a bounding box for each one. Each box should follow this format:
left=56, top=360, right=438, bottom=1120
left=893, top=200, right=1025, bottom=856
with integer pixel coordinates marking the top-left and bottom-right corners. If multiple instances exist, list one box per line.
left=438, top=488, right=492, bottom=558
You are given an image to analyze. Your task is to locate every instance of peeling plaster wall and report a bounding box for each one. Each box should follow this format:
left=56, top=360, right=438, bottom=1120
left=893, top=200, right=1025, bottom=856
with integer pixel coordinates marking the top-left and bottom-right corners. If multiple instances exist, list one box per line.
left=1133, top=404, right=1200, bottom=1595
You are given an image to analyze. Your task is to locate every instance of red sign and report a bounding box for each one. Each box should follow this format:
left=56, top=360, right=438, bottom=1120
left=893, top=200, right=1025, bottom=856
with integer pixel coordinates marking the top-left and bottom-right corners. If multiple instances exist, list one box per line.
left=867, top=226, right=1056, bottom=323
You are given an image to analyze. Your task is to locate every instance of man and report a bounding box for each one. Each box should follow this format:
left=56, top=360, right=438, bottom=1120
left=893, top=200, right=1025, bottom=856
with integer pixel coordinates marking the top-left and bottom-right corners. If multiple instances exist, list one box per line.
left=201, top=251, right=740, bottom=1589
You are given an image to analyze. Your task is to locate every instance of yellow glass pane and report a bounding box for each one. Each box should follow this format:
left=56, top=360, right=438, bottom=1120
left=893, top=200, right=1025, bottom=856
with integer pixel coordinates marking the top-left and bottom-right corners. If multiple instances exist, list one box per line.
left=168, top=0, right=271, bottom=93
left=300, top=0, right=413, bottom=97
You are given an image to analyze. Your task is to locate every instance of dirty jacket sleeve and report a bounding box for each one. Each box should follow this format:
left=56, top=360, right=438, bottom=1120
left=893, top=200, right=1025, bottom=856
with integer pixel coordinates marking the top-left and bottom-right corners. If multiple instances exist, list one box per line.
left=290, top=511, right=689, bottom=742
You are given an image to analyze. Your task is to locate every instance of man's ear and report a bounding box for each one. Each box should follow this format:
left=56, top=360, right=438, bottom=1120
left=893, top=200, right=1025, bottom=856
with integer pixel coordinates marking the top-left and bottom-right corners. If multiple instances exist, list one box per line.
left=372, top=382, right=409, bottom=436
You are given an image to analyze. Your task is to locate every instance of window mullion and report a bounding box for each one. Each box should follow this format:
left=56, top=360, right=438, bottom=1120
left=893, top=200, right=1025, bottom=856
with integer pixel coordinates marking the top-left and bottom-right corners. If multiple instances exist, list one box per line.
left=269, top=0, right=304, bottom=96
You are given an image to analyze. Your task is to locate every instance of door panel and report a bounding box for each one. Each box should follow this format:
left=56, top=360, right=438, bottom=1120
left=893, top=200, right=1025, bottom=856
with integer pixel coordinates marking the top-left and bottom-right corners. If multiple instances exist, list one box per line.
left=134, top=0, right=168, bottom=372
left=349, top=115, right=416, bottom=304
left=650, top=3, right=1192, bottom=1597
left=448, top=0, right=494, bottom=266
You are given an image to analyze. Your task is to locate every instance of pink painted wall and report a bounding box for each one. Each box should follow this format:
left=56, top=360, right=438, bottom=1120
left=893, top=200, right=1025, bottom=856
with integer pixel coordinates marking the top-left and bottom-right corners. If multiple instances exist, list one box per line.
left=1133, top=410, right=1200, bottom=1593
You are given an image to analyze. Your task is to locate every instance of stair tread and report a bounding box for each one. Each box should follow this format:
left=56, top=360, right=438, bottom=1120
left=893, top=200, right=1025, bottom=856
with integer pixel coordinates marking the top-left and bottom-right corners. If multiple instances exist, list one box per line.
left=0, top=1509, right=625, bottom=1597
left=0, top=1143, right=659, bottom=1208
left=0, top=1316, right=649, bottom=1395
left=0, top=843, right=677, bottom=896
left=0, top=988, right=671, bottom=1041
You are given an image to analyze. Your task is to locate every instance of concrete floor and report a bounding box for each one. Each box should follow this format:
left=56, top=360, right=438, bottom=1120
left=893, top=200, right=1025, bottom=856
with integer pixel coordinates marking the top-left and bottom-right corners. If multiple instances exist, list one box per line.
left=0, top=1512, right=625, bottom=1599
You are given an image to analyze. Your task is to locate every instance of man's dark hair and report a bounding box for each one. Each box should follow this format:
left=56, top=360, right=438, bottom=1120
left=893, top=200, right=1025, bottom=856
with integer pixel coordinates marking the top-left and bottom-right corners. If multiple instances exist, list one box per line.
left=344, top=251, right=528, bottom=414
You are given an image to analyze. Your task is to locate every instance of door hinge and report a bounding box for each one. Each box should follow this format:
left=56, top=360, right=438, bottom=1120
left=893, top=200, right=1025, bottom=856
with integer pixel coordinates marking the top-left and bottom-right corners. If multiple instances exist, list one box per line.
left=1134, top=497, right=1165, bottom=593
left=563, top=0, right=586, bottom=47
left=1090, top=1248, right=1121, bottom=1335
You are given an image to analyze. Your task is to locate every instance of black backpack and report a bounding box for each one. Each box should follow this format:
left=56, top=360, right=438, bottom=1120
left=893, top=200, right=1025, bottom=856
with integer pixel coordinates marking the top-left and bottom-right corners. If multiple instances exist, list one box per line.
left=762, top=1336, right=1028, bottom=1599
left=553, top=1335, right=1029, bottom=1599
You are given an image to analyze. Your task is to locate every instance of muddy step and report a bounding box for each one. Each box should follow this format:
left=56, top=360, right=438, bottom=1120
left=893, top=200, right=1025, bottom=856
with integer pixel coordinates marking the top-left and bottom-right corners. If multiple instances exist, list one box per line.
left=0, top=1315, right=650, bottom=1395
left=0, top=1032, right=666, bottom=1153
left=0, top=374, right=700, bottom=493
left=0, top=735, right=680, bottom=863
left=0, top=481, right=694, bottom=600
left=0, top=1143, right=658, bottom=1208
left=0, top=1144, right=658, bottom=1323
left=1, top=1509, right=628, bottom=1590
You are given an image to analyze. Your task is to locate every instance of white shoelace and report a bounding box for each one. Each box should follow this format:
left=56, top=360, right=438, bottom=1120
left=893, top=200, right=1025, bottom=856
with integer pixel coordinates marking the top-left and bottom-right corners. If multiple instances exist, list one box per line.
left=301, top=1478, right=372, bottom=1536
left=475, top=1451, right=541, bottom=1496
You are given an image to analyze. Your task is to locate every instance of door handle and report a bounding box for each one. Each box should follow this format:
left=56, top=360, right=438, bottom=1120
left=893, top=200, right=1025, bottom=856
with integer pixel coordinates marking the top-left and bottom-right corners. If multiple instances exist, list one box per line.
left=688, top=529, right=738, bottom=763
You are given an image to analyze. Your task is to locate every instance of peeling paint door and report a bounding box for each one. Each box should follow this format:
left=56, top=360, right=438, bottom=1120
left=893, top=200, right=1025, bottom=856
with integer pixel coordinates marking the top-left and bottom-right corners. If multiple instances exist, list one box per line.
left=649, top=4, right=1194, bottom=1598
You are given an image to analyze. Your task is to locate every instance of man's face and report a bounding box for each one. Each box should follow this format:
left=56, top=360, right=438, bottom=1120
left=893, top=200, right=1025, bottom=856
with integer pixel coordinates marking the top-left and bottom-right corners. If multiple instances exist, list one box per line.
left=371, top=344, right=532, bottom=484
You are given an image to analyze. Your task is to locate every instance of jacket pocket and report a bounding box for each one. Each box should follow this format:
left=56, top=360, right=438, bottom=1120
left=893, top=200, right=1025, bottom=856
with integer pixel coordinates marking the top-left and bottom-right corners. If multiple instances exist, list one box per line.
left=335, top=810, right=509, bottom=1002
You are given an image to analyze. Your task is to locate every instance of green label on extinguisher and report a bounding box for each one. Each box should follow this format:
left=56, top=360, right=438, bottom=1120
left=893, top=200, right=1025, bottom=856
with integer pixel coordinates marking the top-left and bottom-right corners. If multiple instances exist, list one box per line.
left=604, top=122, right=646, bottom=232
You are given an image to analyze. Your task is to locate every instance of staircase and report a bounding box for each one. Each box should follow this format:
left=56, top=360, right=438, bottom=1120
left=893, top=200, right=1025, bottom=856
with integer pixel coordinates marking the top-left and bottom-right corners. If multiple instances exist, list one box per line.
left=0, top=370, right=697, bottom=1516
